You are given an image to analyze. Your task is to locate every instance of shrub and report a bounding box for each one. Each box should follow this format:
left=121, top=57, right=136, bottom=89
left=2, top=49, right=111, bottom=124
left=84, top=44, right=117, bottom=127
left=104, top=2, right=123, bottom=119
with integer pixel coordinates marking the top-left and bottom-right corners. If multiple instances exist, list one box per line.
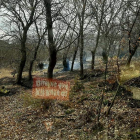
left=77, top=95, right=88, bottom=103
left=20, top=92, right=52, bottom=110
left=72, top=76, right=84, bottom=92
left=64, top=109, right=75, bottom=114
left=53, top=118, right=67, bottom=129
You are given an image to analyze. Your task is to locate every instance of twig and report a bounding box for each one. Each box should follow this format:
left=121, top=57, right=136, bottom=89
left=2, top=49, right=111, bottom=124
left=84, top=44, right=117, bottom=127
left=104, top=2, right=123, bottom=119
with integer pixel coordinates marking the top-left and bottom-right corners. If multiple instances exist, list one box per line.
left=97, top=90, right=104, bottom=124
left=106, top=83, right=120, bottom=116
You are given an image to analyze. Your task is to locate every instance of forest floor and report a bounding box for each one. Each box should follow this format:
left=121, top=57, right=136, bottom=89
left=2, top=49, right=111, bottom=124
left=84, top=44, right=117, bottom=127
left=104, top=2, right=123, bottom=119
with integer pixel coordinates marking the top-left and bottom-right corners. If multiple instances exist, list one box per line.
left=0, top=60, right=140, bottom=140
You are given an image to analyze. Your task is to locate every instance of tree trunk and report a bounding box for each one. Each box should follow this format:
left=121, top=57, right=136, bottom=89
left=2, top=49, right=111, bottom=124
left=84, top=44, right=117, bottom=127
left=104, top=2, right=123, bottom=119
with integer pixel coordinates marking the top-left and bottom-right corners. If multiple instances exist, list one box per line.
left=28, top=50, right=38, bottom=80
left=28, top=60, right=34, bottom=80
left=63, top=55, right=67, bottom=68
left=105, top=62, right=108, bottom=84
left=91, top=50, right=96, bottom=69
left=44, top=0, right=56, bottom=79
left=126, top=44, right=138, bottom=67
left=16, top=48, right=26, bottom=84
left=28, top=40, right=41, bottom=80
left=79, top=0, right=87, bottom=78
left=91, top=0, right=105, bottom=70
left=71, top=36, right=80, bottom=71
left=71, top=50, right=77, bottom=71
left=47, top=50, right=57, bottom=78
left=80, top=24, right=84, bottom=77
left=126, top=53, right=133, bottom=67
left=16, top=28, right=29, bottom=84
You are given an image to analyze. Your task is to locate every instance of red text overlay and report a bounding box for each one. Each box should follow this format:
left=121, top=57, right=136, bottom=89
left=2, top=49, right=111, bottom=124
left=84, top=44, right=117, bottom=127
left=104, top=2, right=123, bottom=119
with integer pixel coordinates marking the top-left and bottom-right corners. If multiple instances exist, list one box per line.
left=32, top=77, right=70, bottom=100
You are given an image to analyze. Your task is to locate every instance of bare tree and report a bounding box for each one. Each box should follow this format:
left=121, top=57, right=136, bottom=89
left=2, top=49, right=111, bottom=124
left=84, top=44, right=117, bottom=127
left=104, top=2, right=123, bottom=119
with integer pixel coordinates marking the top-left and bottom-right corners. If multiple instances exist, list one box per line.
left=43, top=0, right=78, bottom=78
left=73, top=0, right=88, bottom=77
left=124, top=3, right=140, bottom=67
left=43, top=0, right=56, bottom=79
left=90, top=0, right=106, bottom=69
left=71, top=33, right=80, bottom=71
left=28, top=21, right=47, bottom=80
left=1, top=0, right=43, bottom=84
left=90, top=0, right=123, bottom=69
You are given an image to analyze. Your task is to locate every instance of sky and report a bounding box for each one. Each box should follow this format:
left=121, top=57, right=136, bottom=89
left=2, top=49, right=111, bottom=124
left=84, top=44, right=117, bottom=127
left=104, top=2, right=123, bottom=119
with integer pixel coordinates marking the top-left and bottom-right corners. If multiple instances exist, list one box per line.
left=0, top=30, right=4, bottom=35
left=0, top=21, right=4, bottom=36
left=0, top=18, right=4, bottom=36
left=0, top=12, right=4, bottom=36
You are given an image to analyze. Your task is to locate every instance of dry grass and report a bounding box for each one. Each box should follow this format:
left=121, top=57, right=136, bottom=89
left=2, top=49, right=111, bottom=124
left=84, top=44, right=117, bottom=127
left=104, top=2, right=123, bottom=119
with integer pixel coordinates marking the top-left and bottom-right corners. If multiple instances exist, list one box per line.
left=119, top=62, right=140, bottom=84
left=20, top=92, right=53, bottom=109
left=1, top=59, right=140, bottom=140
left=0, top=68, right=13, bottom=78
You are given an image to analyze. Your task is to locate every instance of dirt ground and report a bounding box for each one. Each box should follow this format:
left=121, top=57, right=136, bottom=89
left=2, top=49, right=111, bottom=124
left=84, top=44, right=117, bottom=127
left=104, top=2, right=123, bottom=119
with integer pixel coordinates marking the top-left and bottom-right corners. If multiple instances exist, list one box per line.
left=0, top=66, right=140, bottom=140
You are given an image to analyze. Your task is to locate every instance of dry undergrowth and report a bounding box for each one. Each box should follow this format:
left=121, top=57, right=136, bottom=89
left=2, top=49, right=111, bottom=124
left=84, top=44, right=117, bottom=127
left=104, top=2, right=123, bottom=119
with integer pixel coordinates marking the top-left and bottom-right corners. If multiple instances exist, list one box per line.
left=0, top=68, right=13, bottom=78
left=0, top=60, right=140, bottom=140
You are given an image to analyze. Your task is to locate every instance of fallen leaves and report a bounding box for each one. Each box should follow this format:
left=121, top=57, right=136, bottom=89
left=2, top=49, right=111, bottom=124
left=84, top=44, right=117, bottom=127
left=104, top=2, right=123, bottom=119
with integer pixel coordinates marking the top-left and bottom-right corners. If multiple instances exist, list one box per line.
left=0, top=66, right=140, bottom=140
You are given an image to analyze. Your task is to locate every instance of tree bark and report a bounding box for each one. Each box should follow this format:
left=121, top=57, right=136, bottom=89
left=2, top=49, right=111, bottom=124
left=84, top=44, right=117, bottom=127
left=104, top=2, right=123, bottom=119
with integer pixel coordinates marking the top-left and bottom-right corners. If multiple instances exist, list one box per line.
left=16, top=30, right=27, bottom=84
left=80, top=22, right=84, bottom=77
left=63, top=55, right=67, bottom=68
left=71, top=48, right=78, bottom=71
left=44, top=0, right=56, bottom=79
left=28, top=38, right=42, bottom=80
left=28, top=48, right=38, bottom=80
left=16, top=45, right=26, bottom=84
left=77, top=0, right=87, bottom=78
left=71, top=32, right=80, bottom=71
left=126, top=53, right=134, bottom=67
left=126, top=44, right=138, bottom=67
left=106, top=85, right=120, bottom=116
left=91, top=50, right=96, bottom=69
left=91, top=0, right=105, bottom=70
left=28, top=60, right=34, bottom=80
left=48, top=50, right=57, bottom=78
